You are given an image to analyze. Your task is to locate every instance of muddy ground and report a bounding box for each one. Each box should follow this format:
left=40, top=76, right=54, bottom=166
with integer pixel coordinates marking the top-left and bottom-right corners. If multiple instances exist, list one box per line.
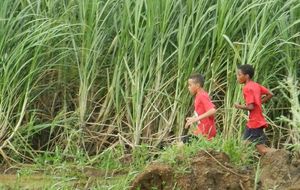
left=130, top=149, right=300, bottom=190
left=260, top=149, right=300, bottom=190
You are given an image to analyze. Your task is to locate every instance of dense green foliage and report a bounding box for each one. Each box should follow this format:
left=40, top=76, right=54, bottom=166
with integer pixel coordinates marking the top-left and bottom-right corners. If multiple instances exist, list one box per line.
left=0, top=0, right=299, bottom=163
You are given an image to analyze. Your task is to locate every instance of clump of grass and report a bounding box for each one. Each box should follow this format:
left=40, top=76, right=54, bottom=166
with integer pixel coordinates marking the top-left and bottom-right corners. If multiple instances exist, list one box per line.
left=132, top=144, right=151, bottom=170
left=278, top=76, right=300, bottom=154
left=96, top=145, right=124, bottom=171
left=159, top=135, right=255, bottom=167
left=254, top=160, right=262, bottom=190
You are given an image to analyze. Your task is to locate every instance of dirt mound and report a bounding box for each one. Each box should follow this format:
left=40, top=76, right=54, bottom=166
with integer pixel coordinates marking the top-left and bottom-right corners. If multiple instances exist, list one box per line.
left=260, top=149, right=300, bottom=190
left=130, top=149, right=300, bottom=190
left=130, top=163, right=174, bottom=190
left=130, top=150, right=252, bottom=190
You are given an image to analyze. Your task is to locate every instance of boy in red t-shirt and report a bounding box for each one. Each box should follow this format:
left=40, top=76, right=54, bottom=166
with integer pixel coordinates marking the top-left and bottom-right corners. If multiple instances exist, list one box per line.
left=183, top=74, right=217, bottom=143
left=235, top=64, right=274, bottom=155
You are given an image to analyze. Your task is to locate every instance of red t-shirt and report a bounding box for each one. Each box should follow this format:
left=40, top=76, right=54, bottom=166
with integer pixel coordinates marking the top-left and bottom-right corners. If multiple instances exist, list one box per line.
left=243, top=81, right=270, bottom=128
left=193, top=91, right=216, bottom=139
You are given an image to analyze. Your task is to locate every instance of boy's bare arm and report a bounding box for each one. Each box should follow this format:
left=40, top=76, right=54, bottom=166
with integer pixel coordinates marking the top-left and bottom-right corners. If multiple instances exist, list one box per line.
left=234, top=103, right=254, bottom=111
left=197, top=108, right=216, bottom=121
left=261, top=92, right=273, bottom=104
left=185, top=108, right=216, bottom=128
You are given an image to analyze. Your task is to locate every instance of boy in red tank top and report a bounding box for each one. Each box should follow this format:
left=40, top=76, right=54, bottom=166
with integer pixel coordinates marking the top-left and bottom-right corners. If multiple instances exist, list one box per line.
left=235, top=64, right=274, bottom=155
left=183, top=74, right=217, bottom=143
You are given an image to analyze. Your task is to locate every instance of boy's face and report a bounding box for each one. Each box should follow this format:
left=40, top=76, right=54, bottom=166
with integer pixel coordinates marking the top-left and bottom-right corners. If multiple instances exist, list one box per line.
left=237, top=69, right=247, bottom=84
left=188, top=79, right=200, bottom=95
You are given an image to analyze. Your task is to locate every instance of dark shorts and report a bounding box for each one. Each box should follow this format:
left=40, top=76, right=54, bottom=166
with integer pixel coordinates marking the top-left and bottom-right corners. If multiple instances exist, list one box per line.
left=243, top=127, right=267, bottom=145
left=181, top=135, right=198, bottom=144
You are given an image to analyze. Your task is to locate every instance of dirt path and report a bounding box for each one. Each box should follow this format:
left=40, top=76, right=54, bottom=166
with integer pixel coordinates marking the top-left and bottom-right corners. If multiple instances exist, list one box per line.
left=0, top=174, right=53, bottom=189
left=0, top=166, right=128, bottom=189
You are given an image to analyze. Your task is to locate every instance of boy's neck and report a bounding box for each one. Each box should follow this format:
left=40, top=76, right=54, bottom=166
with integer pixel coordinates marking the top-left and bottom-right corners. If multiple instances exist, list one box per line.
left=196, top=87, right=205, bottom=94
left=245, top=79, right=252, bottom=84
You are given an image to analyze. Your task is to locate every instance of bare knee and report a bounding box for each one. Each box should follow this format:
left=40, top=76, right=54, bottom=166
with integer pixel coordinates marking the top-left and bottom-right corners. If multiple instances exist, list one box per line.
left=256, top=144, right=268, bottom=155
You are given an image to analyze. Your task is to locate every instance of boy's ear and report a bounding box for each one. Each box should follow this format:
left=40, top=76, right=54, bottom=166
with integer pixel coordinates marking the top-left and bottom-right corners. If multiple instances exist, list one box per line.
left=245, top=73, right=250, bottom=79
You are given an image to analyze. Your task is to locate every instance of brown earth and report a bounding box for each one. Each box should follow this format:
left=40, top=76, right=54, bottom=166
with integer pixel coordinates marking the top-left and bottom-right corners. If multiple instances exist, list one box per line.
left=260, top=149, right=300, bottom=190
left=130, top=150, right=252, bottom=190
left=130, top=149, right=300, bottom=190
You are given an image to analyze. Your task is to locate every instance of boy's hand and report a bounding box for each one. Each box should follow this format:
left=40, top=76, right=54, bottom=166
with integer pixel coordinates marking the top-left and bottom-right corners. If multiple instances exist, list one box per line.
left=234, top=103, right=243, bottom=109
left=185, top=117, right=199, bottom=128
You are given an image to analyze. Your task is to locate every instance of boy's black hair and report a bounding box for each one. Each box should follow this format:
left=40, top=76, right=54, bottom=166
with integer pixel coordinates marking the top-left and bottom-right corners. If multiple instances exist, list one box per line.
left=189, top=74, right=204, bottom=87
left=238, top=64, right=254, bottom=79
